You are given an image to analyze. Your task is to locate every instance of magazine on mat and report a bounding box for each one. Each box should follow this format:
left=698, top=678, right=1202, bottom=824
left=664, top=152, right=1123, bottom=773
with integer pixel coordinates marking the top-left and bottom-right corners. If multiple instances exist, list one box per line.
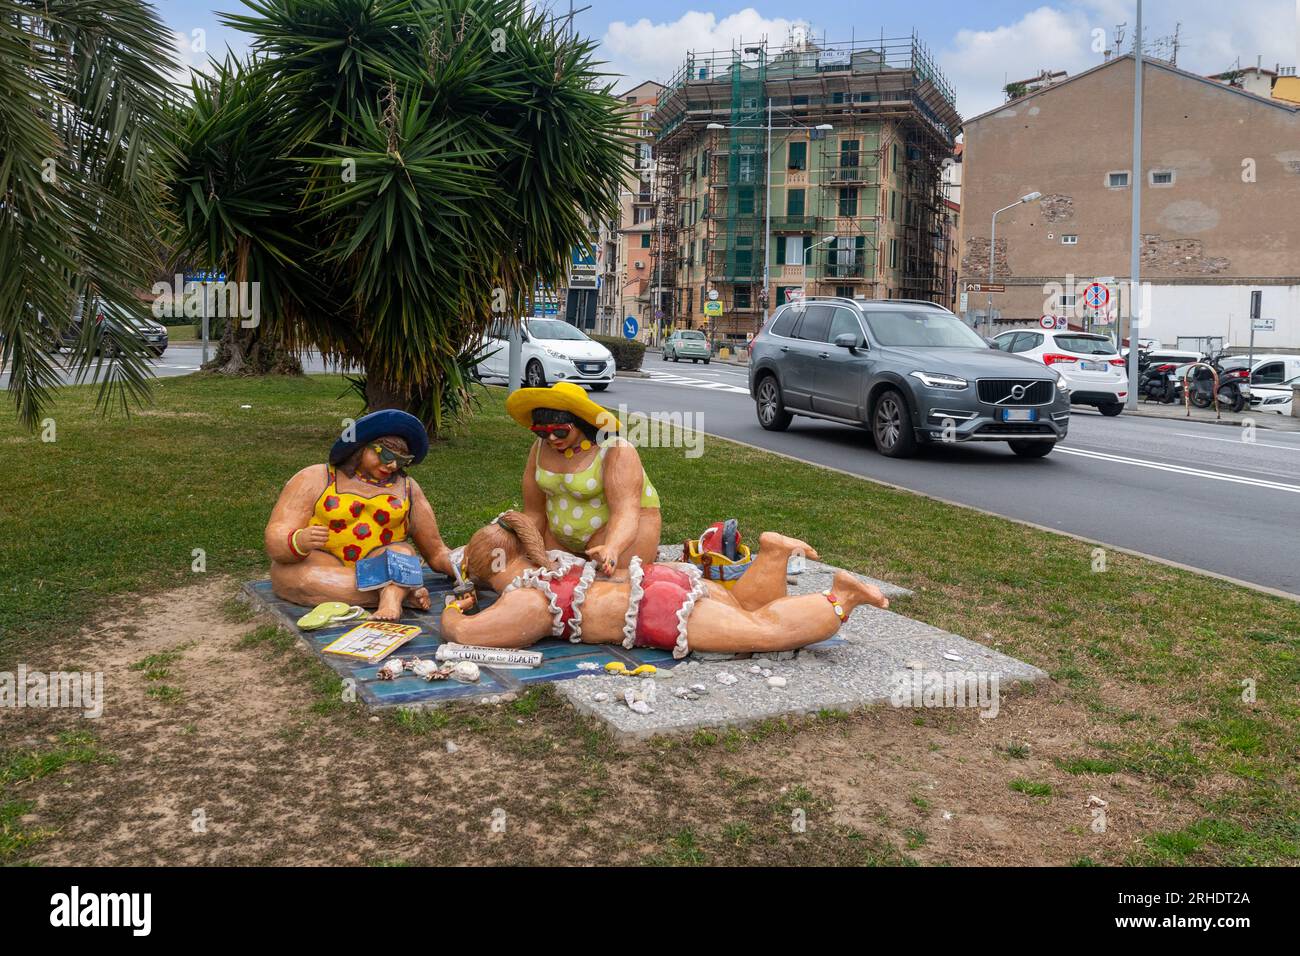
left=322, top=621, right=421, bottom=663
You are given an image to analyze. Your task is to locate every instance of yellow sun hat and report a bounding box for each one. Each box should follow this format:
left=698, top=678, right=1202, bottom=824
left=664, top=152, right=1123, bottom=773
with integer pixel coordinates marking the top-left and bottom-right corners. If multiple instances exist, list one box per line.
left=505, top=381, right=621, bottom=433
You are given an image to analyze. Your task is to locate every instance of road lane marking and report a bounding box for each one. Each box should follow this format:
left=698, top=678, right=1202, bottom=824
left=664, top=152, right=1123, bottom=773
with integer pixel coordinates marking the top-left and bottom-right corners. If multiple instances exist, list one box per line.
left=1170, top=431, right=1300, bottom=452
left=643, top=371, right=749, bottom=395
left=1056, top=446, right=1300, bottom=494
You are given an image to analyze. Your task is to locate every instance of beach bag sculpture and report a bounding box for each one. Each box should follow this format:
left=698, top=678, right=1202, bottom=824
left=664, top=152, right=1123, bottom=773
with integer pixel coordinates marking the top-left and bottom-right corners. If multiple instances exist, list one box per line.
left=684, top=519, right=753, bottom=590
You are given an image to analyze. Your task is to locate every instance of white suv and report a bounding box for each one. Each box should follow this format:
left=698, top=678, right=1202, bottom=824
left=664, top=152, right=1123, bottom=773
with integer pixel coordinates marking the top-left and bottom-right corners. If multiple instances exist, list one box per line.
left=993, top=329, right=1127, bottom=416
left=475, top=317, right=615, bottom=391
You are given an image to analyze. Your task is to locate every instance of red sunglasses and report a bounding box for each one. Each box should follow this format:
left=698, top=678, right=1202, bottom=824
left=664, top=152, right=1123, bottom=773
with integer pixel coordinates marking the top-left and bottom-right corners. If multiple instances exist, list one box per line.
left=529, top=424, right=573, bottom=438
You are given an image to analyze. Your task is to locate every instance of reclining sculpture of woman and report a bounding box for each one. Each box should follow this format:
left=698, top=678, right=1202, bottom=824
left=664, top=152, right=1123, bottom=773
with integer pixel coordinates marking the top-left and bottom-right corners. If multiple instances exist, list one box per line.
left=440, top=512, right=888, bottom=656
left=264, top=410, right=455, bottom=620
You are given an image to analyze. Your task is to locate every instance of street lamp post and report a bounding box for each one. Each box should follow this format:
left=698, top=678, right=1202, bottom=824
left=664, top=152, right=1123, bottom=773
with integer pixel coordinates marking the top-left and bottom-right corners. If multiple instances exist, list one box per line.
left=987, top=191, right=1042, bottom=337
left=707, top=112, right=832, bottom=327
left=1126, top=0, right=1145, bottom=411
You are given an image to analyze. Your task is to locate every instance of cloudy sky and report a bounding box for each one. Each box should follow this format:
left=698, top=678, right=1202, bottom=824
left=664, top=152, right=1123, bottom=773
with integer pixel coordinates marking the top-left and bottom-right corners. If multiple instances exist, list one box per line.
left=166, top=0, right=1298, bottom=118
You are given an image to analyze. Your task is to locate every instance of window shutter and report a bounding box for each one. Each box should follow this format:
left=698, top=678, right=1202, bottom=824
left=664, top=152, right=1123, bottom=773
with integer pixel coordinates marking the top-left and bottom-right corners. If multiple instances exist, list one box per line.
left=775, top=236, right=786, bottom=262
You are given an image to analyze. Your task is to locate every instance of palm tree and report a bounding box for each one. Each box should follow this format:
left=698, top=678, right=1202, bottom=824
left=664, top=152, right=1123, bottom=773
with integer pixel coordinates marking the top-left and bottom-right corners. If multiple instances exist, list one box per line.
left=0, top=0, right=177, bottom=429
left=170, top=0, right=631, bottom=431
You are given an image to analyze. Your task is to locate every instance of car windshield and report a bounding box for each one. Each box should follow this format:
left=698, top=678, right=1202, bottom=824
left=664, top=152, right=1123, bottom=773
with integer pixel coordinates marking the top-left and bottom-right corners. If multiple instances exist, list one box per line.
left=864, top=310, right=988, bottom=348
left=526, top=319, right=589, bottom=341
left=1055, top=335, right=1116, bottom=355
left=678, top=331, right=705, bottom=340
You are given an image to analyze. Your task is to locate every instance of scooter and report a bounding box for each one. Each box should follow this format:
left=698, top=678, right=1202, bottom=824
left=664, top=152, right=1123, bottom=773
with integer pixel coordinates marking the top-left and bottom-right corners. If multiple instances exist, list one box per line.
left=1184, top=350, right=1250, bottom=413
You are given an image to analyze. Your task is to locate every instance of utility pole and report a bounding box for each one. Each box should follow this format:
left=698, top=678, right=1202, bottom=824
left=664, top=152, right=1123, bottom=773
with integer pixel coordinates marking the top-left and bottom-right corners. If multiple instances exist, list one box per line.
left=1125, top=0, right=1144, bottom=411
left=763, top=98, right=772, bottom=324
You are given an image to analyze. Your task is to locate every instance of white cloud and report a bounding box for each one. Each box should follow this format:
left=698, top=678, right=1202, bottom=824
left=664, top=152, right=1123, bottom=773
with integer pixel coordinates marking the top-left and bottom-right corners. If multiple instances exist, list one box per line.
left=599, top=8, right=811, bottom=89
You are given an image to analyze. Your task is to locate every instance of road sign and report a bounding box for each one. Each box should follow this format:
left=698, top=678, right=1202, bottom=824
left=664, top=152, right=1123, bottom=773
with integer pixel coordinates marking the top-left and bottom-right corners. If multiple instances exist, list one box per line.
left=1252, top=318, right=1275, bottom=332
left=623, top=316, right=639, bottom=339
left=1039, top=315, right=1055, bottom=330
left=703, top=300, right=723, bottom=317
left=787, top=288, right=804, bottom=303
left=1083, top=283, right=1110, bottom=309
left=965, top=282, right=1005, bottom=294
left=707, top=289, right=719, bottom=301
left=959, top=292, right=969, bottom=313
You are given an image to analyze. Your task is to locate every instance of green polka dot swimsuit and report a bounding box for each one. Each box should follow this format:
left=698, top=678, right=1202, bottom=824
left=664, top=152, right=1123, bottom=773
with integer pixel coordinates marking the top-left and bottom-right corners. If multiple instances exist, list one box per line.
left=535, top=439, right=660, bottom=552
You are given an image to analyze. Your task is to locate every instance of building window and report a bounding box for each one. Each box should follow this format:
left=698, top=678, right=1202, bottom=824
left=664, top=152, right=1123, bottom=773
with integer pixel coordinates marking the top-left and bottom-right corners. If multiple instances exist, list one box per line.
left=1106, top=170, right=1130, bottom=188
left=734, top=286, right=751, bottom=310
left=835, top=285, right=854, bottom=299
left=889, top=190, right=896, bottom=221
left=838, top=187, right=858, bottom=217
left=640, top=233, right=651, bottom=249
left=1150, top=169, right=1175, bottom=186
left=1061, top=234, right=1078, bottom=245
left=1059, top=293, right=1077, bottom=314
left=738, top=188, right=755, bottom=215
left=633, top=206, right=652, bottom=224
left=787, top=141, right=807, bottom=170
left=889, top=239, right=898, bottom=269
left=787, top=188, right=805, bottom=216
left=840, top=139, right=859, bottom=167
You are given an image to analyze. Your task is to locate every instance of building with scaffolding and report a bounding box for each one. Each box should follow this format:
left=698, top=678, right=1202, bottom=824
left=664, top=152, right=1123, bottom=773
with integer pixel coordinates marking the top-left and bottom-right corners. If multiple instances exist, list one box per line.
left=650, top=31, right=961, bottom=343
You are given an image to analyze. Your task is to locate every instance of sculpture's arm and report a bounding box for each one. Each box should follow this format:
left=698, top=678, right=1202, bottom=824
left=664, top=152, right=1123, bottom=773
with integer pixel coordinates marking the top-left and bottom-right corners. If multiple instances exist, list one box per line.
left=407, top=480, right=453, bottom=576
left=440, top=588, right=551, bottom=648
left=265, top=465, right=328, bottom=562
left=521, top=441, right=549, bottom=539
left=588, top=442, right=645, bottom=572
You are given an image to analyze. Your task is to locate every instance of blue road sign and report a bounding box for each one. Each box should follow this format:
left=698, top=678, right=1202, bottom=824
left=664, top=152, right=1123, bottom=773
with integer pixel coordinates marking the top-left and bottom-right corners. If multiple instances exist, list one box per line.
left=623, top=316, right=639, bottom=339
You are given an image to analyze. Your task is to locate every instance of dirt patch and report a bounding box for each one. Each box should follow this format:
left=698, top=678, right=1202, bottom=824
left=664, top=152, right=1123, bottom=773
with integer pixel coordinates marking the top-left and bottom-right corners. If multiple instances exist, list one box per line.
left=1, top=579, right=1213, bottom=866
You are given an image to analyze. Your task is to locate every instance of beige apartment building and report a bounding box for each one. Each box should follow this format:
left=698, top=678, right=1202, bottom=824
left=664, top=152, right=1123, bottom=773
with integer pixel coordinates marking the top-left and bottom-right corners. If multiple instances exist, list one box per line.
left=960, top=54, right=1300, bottom=351
left=651, top=33, right=961, bottom=345
left=610, top=80, right=664, bottom=339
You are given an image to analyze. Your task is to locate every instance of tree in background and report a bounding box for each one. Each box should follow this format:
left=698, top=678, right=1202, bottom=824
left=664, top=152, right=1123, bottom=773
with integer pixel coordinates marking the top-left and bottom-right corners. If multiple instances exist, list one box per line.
left=0, top=0, right=176, bottom=428
left=170, top=0, right=630, bottom=432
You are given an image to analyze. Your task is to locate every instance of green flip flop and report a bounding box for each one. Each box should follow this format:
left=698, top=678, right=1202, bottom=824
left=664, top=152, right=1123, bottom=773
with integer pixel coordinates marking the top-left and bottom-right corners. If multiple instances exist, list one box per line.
left=297, top=602, right=369, bottom=631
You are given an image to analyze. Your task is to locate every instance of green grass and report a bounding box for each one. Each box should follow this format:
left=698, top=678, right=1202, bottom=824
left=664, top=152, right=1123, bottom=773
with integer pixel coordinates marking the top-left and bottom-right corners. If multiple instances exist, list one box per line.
left=0, top=731, right=116, bottom=863
left=1009, top=779, right=1054, bottom=798
left=2, top=373, right=1298, bottom=864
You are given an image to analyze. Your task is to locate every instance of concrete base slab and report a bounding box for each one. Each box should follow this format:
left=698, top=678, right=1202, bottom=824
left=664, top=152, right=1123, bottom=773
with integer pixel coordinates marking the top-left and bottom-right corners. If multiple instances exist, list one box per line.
left=557, top=549, right=1047, bottom=742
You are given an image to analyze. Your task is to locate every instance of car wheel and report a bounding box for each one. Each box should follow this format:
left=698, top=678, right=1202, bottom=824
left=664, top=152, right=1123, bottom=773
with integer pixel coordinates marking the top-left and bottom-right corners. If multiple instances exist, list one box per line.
left=525, top=360, right=546, bottom=388
left=662, top=350, right=668, bottom=361
left=673, top=356, right=680, bottom=363
left=1098, top=402, right=1123, bottom=417
left=871, top=389, right=917, bottom=458
left=1009, top=440, right=1056, bottom=458
left=704, top=358, right=711, bottom=365
left=755, top=376, right=792, bottom=431
left=590, top=383, right=608, bottom=392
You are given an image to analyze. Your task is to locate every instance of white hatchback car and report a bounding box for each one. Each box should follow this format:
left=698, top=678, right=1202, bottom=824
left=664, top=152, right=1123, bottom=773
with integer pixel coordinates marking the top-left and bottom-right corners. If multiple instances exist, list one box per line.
left=1249, top=373, right=1299, bottom=416
left=475, top=317, right=615, bottom=391
left=993, top=329, right=1128, bottom=415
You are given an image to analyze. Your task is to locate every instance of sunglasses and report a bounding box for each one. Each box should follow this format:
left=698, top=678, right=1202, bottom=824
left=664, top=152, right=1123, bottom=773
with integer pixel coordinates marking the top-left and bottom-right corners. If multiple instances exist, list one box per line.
left=529, top=424, right=573, bottom=439
left=368, top=443, right=415, bottom=468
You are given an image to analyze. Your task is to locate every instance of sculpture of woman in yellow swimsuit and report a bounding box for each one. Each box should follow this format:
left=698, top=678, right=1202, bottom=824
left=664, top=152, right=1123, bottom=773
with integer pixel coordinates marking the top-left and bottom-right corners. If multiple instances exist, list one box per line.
left=264, top=410, right=455, bottom=620
left=506, top=383, right=661, bottom=575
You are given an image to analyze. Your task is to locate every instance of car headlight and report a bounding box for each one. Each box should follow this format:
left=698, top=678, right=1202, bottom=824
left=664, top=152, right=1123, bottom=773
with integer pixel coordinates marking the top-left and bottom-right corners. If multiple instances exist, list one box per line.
left=909, top=370, right=968, bottom=390
left=1055, top=374, right=1070, bottom=391
left=543, top=347, right=569, bottom=360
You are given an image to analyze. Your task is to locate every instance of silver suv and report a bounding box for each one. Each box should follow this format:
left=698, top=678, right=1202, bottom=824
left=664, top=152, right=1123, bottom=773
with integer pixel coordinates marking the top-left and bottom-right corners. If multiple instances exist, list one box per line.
left=747, top=297, right=1071, bottom=458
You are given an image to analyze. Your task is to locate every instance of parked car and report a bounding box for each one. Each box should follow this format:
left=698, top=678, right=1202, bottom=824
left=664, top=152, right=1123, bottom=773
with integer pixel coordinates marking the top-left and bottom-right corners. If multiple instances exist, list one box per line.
left=993, top=329, right=1127, bottom=415
left=1124, top=347, right=1203, bottom=368
left=1249, top=373, right=1299, bottom=416
left=663, top=328, right=711, bottom=364
left=748, top=297, right=1071, bottom=458
left=53, top=298, right=169, bottom=357
left=473, top=317, right=614, bottom=391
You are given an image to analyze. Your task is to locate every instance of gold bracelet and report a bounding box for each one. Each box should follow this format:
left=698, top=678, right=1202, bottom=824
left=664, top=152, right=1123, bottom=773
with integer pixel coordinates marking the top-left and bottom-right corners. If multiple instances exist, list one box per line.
left=289, top=529, right=308, bottom=558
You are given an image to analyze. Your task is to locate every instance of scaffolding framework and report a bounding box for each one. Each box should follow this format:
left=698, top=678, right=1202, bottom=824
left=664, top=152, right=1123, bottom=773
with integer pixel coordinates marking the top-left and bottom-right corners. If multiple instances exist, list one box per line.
left=651, top=32, right=960, bottom=335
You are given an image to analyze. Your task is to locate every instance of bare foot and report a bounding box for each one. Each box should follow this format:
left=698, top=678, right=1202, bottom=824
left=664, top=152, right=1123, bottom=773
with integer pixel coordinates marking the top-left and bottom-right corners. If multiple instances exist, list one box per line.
left=374, top=586, right=404, bottom=621
left=831, top=569, right=889, bottom=612
left=758, top=531, right=820, bottom=562
left=403, top=587, right=431, bottom=611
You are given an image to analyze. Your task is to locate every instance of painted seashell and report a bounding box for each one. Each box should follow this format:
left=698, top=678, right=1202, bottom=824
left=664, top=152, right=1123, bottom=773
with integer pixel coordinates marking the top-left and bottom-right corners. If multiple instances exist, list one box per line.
left=628, top=700, right=653, bottom=715
left=450, top=661, right=480, bottom=683
left=410, top=659, right=440, bottom=679
left=593, top=692, right=610, bottom=703
left=378, top=658, right=405, bottom=680
left=690, top=684, right=708, bottom=693
left=749, top=665, right=763, bottom=674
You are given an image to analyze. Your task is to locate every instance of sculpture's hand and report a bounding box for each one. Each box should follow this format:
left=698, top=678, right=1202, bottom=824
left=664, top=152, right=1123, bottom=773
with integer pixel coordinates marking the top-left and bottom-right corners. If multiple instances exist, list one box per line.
left=585, top=544, right=618, bottom=576
left=297, top=525, right=330, bottom=552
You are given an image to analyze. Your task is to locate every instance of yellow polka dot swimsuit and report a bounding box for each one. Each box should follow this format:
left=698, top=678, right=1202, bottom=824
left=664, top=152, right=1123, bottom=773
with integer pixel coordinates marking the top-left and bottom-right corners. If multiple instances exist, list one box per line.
left=535, top=439, right=660, bottom=552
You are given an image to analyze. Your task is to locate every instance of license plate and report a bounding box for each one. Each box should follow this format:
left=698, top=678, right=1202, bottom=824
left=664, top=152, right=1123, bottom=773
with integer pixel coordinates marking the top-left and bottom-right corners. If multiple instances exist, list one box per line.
left=1002, top=408, right=1037, bottom=422
left=1081, top=360, right=1108, bottom=371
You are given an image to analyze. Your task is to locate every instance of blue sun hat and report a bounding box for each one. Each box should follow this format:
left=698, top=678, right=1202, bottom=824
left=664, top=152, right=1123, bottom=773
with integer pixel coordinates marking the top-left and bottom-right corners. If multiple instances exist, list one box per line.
left=329, top=409, right=430, bottom=466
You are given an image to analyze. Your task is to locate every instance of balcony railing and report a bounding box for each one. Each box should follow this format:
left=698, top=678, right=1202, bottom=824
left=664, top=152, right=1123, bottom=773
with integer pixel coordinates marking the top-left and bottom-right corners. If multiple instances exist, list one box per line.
left=769, top=215, right=819, bottom=232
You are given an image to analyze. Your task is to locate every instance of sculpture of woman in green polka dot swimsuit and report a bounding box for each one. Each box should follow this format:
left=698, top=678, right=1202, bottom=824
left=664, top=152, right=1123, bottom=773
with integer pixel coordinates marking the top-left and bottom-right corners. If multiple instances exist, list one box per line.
left=507, top=382, right=662, bottom=574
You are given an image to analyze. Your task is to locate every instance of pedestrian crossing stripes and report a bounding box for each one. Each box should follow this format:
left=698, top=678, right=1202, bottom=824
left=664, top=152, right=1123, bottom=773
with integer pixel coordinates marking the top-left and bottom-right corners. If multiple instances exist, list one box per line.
left=644, top=370, right=750, bottom=395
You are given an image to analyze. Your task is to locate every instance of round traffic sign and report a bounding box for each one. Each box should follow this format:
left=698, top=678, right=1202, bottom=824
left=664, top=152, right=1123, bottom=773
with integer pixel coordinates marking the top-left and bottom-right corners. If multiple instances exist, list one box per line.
left=1084, top=283, right=1109, bottom=309
left=623, top=316, right=639, bottom=339
left=1039, top=314, right=1055, bottom=330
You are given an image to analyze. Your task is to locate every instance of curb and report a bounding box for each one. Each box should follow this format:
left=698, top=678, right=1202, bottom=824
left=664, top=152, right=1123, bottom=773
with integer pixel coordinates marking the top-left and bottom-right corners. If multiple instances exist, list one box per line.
left=1124, top=406, right=1300, bottom=433
left=615, top=369, right=649, bottom=378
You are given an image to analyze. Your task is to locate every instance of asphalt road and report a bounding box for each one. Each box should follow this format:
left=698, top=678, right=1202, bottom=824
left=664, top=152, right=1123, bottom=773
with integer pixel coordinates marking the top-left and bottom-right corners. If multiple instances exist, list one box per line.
left=9, top=343, right=1299, bottom=596
left=615, top=357, right=1300, bottom=597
